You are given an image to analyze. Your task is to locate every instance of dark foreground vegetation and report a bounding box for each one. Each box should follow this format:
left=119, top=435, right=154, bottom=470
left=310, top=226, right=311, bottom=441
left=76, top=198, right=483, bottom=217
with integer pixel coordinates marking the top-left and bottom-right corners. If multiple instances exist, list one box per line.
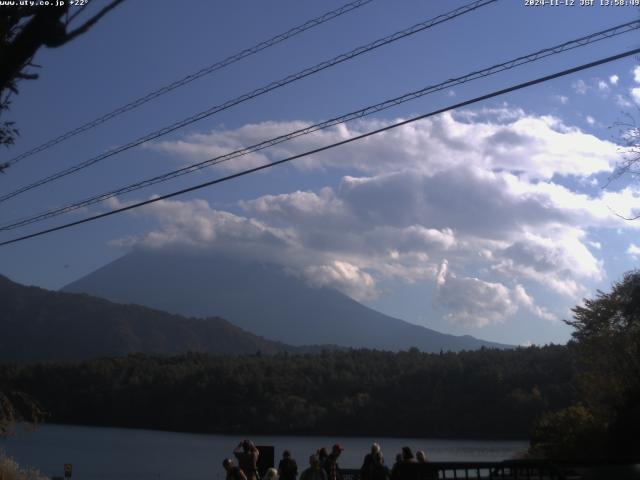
left=529, top=271, right=640, bottom=459
left=2, top=345, right=573, bottom=439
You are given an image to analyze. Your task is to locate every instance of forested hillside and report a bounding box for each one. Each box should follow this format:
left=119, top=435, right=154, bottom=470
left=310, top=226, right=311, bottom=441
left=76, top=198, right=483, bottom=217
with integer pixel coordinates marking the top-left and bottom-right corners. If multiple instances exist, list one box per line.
left=2, top=346, right=574, bottom=439
left=0, top=275, right=299, bottom=361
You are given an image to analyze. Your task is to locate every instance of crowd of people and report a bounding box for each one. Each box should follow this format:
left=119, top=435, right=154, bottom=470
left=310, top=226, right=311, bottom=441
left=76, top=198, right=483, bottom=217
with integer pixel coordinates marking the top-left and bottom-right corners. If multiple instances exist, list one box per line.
left=222, top=440, right=433, bottom=480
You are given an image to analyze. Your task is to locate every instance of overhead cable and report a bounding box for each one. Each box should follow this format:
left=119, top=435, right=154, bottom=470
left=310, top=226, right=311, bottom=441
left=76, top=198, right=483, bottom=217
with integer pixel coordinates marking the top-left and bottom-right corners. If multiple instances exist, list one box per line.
left=2, top=19, right=638, bottom=231
left=4, top=0, right=375, bottom=167
left=1, top=45, right=638, bottom=247
left=0, top=0, right=497, bottom=203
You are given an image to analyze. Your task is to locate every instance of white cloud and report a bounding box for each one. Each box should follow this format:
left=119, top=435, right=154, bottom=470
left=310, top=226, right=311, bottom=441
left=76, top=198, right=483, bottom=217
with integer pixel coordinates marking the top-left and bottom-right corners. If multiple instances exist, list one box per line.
left=303, top=261, right=376, bottom=300
left=627, top=243, right=640, bottom=260
left=586, top=115, right=595, bottom=126
left=615, top=94, right=633, bottom=108
left=555, top=95, right=569, bottom=104
left=492, top=229, right=602, bottom=299
left=512, top=284, right=558, bottom=322
left=150, top=112, right=619, bottom=181
left=634, top=66, right=640, bottom=83
left=609, top=74, right=619, bottom=86
left=433, top=264, right=557, bottom=326
left=572, top=79, right=588, bottom=94
left=597, top=80, right=609, bottom=92
left=632, top=87, right=640, bottom=105
left=434, top=260, right=517, bottom=327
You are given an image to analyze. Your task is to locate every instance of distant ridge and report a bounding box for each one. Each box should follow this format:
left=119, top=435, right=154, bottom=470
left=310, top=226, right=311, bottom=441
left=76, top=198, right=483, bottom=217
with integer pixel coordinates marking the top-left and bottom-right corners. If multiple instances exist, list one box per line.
left=63, top=250, right=511, bottom=352
left=0, top=274, right=309, bottom=363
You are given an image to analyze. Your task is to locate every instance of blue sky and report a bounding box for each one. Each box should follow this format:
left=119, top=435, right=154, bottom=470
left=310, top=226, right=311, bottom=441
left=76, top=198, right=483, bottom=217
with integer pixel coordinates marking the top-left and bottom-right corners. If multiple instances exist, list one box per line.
left=1, top=0, right=640, bottom=346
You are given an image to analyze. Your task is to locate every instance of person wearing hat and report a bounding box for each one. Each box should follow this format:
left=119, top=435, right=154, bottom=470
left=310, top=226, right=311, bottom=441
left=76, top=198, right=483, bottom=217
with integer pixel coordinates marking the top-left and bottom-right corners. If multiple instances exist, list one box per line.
left=323, top=444, right=344, bottom=480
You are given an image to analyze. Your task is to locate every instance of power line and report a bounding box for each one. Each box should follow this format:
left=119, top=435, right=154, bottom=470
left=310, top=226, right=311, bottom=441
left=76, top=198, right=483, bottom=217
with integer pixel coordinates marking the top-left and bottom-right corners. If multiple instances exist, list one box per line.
left=1, top=46, right=638, bottom=248
left=0, top=0, right=498, bottom=204
left=4, top=0, right=375, bottom=167
left=1, top=19, right=638, bottom=232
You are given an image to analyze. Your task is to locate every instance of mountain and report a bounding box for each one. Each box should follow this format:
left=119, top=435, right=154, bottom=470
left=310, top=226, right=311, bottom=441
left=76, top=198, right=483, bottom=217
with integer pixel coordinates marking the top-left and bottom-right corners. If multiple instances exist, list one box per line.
left=0, top=274, right=302, bottom=363
left=63, top=250, right=510, bottom=352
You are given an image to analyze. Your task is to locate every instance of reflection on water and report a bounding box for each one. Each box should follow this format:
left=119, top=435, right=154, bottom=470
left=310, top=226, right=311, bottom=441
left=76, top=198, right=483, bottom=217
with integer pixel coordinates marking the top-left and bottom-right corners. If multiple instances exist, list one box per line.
left=0, top=423, right=527, bottom=480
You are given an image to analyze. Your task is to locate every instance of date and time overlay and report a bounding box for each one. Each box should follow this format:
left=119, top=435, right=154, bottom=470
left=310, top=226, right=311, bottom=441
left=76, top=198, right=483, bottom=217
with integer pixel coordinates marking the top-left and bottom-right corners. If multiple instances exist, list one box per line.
left=2, top=0, right=639, bottom=8
left=525, top=0, right=640, bottom=6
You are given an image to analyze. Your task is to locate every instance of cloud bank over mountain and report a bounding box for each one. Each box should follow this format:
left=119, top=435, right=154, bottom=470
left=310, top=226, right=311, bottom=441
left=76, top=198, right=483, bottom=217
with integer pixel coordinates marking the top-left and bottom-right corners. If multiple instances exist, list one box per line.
left=113, top=107, right=640, bottom=329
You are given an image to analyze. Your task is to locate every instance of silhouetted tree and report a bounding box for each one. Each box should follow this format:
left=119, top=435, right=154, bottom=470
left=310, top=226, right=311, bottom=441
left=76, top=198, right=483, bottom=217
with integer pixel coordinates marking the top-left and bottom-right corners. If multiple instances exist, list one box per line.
left=531, top=271, right=640, bottom=458
left=0, top=1, right=124, bottom=161
left=608, top=109, right=640, bottom=220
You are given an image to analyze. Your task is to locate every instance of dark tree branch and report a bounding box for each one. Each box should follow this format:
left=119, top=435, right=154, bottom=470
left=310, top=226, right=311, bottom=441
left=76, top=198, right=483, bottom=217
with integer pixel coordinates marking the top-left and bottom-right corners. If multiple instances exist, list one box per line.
left=64, top=0, right=125, bottom=43
left=0, top=1, right=125, bottom=150
left=66, top=4, right=89, bottom=26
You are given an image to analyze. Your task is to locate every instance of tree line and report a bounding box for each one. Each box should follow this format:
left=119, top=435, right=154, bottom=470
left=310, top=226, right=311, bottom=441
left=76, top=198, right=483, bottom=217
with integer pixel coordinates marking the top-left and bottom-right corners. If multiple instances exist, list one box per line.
left=1, top=345, right=574, bottom=439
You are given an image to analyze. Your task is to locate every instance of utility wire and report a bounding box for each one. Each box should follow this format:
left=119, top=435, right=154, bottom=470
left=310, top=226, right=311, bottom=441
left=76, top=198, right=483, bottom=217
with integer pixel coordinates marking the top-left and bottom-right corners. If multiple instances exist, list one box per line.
left=1, top=46, right=638, bottom=248
left=1, top=20, right=638, bottom=231
left=0, top=0, right=497, bottom=203
left=4, top=0, right=374, bottom=167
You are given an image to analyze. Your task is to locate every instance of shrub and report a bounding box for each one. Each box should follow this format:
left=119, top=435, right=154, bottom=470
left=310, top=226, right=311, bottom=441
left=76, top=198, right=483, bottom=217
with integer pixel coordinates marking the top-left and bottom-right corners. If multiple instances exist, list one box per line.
left=0, top=450, right=49, bottom=480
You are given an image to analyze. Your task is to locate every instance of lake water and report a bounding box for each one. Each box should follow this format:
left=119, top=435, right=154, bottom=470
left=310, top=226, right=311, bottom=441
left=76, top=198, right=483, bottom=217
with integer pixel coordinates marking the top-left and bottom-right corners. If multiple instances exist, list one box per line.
left=0, top=423, right=528, bottom=480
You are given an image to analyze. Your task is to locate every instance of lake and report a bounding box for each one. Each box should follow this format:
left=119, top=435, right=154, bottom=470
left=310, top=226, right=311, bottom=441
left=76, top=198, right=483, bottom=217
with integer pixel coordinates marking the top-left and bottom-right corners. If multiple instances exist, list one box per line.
left=0, top=423, right=528, bottom=480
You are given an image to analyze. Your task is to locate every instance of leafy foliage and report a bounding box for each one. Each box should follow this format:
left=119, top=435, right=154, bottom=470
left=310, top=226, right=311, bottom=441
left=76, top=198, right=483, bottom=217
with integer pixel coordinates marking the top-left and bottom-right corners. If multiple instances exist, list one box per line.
left=0, top=389, right=45, bottom=436
left=531, top=271, right=640, bottom=458
left=0, top=450, right=49, bottom=480
left=529, top=404, right=607, bottom=459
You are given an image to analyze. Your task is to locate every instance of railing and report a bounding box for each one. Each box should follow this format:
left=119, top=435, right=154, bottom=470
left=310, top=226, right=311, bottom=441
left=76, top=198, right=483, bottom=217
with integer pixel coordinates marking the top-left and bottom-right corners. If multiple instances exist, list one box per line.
left=342, top=460, right=566, bottom=480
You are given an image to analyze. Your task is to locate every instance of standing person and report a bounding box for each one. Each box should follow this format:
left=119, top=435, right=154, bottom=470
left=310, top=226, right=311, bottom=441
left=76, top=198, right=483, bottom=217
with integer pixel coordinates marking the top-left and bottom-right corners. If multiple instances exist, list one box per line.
left=316, top=447, right=328, bottom=471
left=390, top=453, right=402, bottom=480
left=323, top=444, right=344, bottom=480
left=360, top=443, right=381, bottom=480
left=234, top=439, right=260, bottom=480
left=223, top=458, right=248, bottom=480
left=299, top=454, right=328, bottom=480
left=416, top=450, right=428, bottom=464
left=401, top=447, right=416, bottom=463
left=366, top=450, right=389, bottom=480
left=278, top=450, right=298, bottom=480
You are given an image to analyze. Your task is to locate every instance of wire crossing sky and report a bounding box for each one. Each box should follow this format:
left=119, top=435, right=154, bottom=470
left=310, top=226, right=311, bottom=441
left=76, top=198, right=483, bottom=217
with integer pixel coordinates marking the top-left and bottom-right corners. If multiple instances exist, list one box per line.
left=3, top=0, right=375, bottom=167
left=2, top=19, right=637, bottom=232
left=3, top=0, right=639, bottom=346
left=2, top=45, right=637, bottom=247
left=0, top=0, right=497, bottom=204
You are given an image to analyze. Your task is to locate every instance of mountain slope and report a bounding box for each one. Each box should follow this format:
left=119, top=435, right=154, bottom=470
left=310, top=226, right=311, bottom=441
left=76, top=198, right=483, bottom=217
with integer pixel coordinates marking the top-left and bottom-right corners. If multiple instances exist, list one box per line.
left=63, top=250, right=510, bottom=352
left=0, top=274, right=299, bottom=362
